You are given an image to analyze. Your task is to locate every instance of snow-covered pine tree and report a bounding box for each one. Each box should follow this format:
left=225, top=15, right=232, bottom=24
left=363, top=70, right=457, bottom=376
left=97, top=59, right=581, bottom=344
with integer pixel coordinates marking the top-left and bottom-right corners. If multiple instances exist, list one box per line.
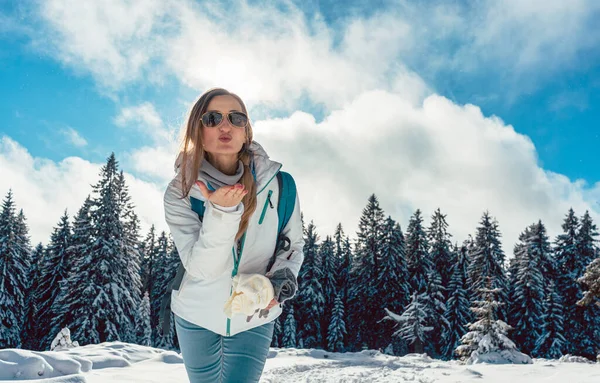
left=467, top=211, right=508, bottom=321
left=327, top=292, right=346, bottom=352
left=282, top=305, right=297, bottom=348
left=405, top=209, right=431, bottom=294
left=533, top=281, right=566, bottom=359
left=347, top=194, right=385, bottom=351
left=50, top=327, right=79, bottom=351
left=578, top=254, right=600, bottom=307
left=553, top=208, right=580, bottom=355
left=381, top=293, right=432, bottom=355
left=574, top=211, right=600, bottom=359
left=423, top=267, right=450, bottom=358
left=443, top=244, right=472, bottom=359
left=376, top=218, right=411, bottom=351
left=55, top=196, right=100, bottom=346
left=428, top=208, right=454, bottom=290
left=135, top=291, right=152, bottom=346
left=320, top=235, right=337, bottom=349
left=555, top=209, right=600, bottom=359
left=455, top=284, right=531, bottom=364
left=152, top=231, right=180, bottom=350
left=36, top=210, right=74, bottom=350
left=116, top=170, right=143, bottom=344
left=271, top=315, right=283, bottom=348
left=14, top=209, right=32, bottom=348
left=0, top=191, right=31, bottom=349
left=529, top=220, right=556, bottom=281
left=334, top=224, right=353, bottom=350
left=22, top=242, right=44, bottom=350
left=140, top=225, right=158, bottom=309
left=509, top=223, right=545, bottom=355
left=67, top=153, right=138, bottom=344
left=295, top=221, right=324, bottom=349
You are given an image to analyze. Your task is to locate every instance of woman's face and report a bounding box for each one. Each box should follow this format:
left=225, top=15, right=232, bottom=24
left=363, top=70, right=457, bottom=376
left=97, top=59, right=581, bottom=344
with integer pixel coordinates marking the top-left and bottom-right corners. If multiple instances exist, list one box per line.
left=201, top=95, right=247, bottom=157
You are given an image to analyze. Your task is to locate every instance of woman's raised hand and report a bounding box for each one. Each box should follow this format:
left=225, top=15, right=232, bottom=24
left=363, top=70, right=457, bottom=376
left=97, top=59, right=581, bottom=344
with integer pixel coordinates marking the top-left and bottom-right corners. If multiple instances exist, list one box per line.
left=196, top=181, right=248, bottom=208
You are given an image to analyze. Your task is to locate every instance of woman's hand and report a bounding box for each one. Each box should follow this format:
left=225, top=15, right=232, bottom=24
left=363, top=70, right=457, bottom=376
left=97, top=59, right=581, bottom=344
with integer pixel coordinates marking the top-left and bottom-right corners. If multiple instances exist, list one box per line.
left=196, top=181, right=248, bottom=208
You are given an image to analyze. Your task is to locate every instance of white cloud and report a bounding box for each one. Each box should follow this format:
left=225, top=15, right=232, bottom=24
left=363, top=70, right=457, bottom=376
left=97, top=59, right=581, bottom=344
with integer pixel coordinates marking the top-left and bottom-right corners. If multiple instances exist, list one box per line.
left=59, top=126, right=88, bottom=147
left=0, top=136, right=168, bottom=246
left=30, top=0, right=600, bottom=105
left=114, top=102, right=180, bottom=183
left=252, top=90, right=600, bottom=251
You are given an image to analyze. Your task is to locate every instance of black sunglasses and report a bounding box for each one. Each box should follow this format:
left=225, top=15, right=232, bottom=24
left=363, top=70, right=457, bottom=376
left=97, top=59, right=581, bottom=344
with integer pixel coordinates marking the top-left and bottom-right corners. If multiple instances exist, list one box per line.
left=201, top=111, right=248, bottom=128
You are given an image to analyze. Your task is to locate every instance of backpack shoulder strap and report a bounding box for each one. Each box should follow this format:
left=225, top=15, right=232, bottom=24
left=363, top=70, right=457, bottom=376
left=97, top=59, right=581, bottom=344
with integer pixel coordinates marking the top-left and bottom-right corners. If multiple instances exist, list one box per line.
left=276, top=171, right=297, bottom=235
left=266, top=171, right=297, bottom=273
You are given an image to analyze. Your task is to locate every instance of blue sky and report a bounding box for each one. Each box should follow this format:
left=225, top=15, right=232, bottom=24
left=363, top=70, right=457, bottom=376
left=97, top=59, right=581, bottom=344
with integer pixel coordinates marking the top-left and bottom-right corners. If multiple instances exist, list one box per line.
left=1, top=0, right=600, bottom=248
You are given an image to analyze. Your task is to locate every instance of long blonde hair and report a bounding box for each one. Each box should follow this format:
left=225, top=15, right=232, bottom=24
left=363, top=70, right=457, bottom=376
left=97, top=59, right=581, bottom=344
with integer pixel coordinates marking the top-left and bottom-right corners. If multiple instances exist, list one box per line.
left=175, top=88, right=257, bottom=241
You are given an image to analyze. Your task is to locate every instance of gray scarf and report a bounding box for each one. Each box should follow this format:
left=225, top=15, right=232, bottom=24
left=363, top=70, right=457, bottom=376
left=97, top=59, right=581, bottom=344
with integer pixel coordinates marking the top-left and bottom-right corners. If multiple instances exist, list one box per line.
left=199, top=159, right=244, bottom=189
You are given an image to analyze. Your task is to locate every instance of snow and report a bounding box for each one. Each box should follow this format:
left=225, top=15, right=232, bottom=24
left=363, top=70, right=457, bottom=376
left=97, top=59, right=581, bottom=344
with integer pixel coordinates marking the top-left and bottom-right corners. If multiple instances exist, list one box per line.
left=1, top=342, right=599, bottom=382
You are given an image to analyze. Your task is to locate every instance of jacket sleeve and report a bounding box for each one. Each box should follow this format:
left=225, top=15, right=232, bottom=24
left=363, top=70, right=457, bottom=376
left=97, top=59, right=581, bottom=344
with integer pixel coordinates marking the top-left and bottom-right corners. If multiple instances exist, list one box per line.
left=163, top=177, right=243, bottom=280
left=266, top=191, right=305, bottom=282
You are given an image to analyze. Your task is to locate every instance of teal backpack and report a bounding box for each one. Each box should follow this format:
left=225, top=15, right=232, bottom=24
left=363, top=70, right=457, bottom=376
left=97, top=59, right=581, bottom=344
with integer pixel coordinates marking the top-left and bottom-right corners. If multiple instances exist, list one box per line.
left=159, top=170, right=297, bottom=336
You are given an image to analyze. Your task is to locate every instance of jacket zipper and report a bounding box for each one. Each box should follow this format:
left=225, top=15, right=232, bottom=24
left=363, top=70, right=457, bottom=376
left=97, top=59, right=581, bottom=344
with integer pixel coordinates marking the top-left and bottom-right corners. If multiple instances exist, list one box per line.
left=258, top=190, right=273, bottom=225
left=225, top=167, right=281, bottom=336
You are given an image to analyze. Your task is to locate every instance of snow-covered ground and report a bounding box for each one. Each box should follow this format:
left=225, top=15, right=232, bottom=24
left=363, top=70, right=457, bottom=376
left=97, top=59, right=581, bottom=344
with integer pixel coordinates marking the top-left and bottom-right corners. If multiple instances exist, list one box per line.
left=1, top=342, right=598, bottom=382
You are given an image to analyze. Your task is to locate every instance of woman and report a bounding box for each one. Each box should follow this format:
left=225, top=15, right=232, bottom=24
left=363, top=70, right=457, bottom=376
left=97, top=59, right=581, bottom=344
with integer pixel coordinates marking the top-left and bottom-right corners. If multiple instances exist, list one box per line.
left=163, top=87, right=305, bottom=382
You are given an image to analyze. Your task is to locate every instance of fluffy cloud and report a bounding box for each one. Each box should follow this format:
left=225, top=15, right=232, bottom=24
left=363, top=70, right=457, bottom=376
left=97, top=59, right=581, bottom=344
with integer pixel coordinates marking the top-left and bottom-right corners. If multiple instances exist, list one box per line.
left=0, top=136, right=168, bottom=246
left=253, top=90, right=600, bottom=251
left=29, top=0, right=600, bottom=105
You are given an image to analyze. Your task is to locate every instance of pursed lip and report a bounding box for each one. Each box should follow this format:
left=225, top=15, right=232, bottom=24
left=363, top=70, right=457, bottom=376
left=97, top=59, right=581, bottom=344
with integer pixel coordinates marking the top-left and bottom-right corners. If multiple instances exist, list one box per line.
left=219, top=135, right=232, bottom=141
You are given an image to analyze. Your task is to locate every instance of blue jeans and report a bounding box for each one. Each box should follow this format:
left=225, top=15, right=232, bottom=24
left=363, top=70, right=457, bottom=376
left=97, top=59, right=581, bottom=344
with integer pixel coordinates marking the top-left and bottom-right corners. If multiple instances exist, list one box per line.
left=174, top=314, right=275, bottom=383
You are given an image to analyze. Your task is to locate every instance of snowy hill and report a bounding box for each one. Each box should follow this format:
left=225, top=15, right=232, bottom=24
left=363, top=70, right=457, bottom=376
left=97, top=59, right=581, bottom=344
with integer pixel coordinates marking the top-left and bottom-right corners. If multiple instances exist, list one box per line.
left=1, top=342, right=599, bottom=382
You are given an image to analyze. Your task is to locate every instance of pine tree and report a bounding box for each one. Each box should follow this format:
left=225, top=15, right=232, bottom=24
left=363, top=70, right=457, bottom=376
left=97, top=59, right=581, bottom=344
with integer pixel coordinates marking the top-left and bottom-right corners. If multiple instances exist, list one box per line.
left=428, top=208, right=454, bottom=290
left=555, top=208, right=600, bottom=358
left=0, top=191, right=30, bottom=349
left=574, top=211, right=600, bottom=359
left=348, top=194, right=385, bottom=351
left=295, top=221, right=324, bottom=349
left=423, top=267, right=450, bottom=358
left=152, top=232, right=180, bottom=350
left=376, top=218, right=411, bottom=351
left=135, top=291, right=152, bottom=346
left=282, top=305, right=297, bottom=348
left=455, top=285, right=531, bottom=364
left=55, top=196, right=99, bottom=345
left=443, top=244, right=472, bottom=359
left=327, top=293, right=346, bottom=352
left=468, top=211, right=508, bottom=320
left=334, top=224, right=352, bottom=350
left=578, top=254, right=600, bottom=307
left=271, top=315, right=283, bottom=348
left=140, top=225, right=158, bottom=308
left=509, top=223, right=545, bottom=355
left=405, top=209, right=431, bottom=294
left=382, top=293, right=432, bottom=354
left=22, top=242, right=44, bottom=350
left=320, top=235, right=337, bottom=349
left=35, top=211, right=74, bottom=350
left=116, top=171, right=143, bottom=343
left=14, top=209, right=32, bottom=347
left=533, top=281, right=566, bottom=359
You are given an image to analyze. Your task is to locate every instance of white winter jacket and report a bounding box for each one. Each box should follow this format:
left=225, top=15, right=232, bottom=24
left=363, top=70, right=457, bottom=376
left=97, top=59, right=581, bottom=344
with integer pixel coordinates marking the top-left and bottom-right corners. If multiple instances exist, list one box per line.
left=163, top=141, right=305, bottom=336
